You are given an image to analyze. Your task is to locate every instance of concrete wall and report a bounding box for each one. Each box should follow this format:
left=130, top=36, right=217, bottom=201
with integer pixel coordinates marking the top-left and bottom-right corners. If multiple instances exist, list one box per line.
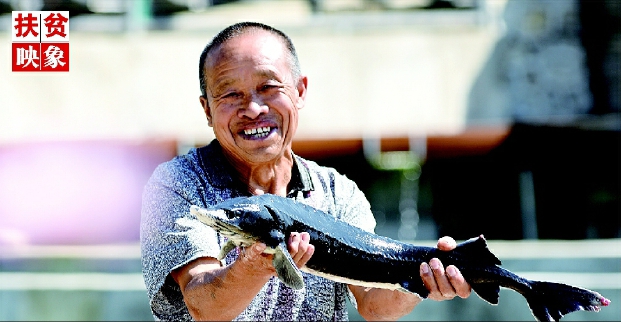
left=0, top=0, right=508, bottom=144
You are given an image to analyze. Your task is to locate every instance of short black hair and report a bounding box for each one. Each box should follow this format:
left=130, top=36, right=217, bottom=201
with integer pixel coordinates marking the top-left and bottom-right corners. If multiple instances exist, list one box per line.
left=198, top=22, right=301, bottom=97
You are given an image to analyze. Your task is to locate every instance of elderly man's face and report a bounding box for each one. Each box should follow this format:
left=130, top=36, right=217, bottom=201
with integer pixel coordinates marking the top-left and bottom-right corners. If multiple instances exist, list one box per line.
left=201, top=31, right=307, bottom=165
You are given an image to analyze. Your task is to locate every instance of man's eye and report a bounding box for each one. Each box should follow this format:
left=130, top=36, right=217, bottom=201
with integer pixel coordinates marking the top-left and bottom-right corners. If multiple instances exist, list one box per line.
left=260, top=84, right=278, bottom=92
left=222, top=92, right=240, bottom=99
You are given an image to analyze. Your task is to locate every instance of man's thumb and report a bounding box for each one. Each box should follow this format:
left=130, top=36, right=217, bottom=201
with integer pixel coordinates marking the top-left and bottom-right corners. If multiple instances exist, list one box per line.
left=244, top=242, right=267, bottom=259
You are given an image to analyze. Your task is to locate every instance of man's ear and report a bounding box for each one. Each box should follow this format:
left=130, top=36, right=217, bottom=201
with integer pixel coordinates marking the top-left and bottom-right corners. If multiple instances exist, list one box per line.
left=296, top=76, right=308, bottom=110
left=199, top=95, right=213, bottom=127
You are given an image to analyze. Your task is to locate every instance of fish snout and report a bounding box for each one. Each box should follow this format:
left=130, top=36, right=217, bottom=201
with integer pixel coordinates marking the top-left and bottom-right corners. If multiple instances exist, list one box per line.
left=191, top=206, right=228, bottom=224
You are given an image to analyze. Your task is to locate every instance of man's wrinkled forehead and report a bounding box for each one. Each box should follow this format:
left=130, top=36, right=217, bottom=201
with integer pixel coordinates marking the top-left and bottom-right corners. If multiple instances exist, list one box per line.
left=204, top=29, right=287, bottom=71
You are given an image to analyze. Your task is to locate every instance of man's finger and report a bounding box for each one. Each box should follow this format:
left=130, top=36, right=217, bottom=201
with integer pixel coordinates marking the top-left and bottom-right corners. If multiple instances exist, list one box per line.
left=446, top=265, right=471, bottom=299
left=297, top=244, right=315, bottom=267
left=291, top=234, right=305, bottom=262
left=420, top=262, right=438, bottom=295
left=429, top=258, right=456, bottom=298
left=437, top=236, right=457, bottom=251
left=239, top=242, right=268, bottom=264
left=288, top=232, right=301, bottom=256
left=300, top=232, right=310, bottom=244
left=295, top=232, right=312, bottom=261
left=289, top=232, right=314, bottom=264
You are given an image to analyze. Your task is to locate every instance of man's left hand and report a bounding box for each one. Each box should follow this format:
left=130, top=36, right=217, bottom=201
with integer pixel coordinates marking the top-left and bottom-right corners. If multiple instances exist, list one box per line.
left=420, top=236, right=472, bottom=301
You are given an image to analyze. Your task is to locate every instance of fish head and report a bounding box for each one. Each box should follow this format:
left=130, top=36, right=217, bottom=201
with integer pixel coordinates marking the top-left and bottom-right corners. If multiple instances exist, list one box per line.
left=191, top=198, right=286, bottom=249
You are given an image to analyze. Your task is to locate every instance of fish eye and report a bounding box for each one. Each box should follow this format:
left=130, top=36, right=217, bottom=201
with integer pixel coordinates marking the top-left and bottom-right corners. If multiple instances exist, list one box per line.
left=225, top=209, right=238, bottom=219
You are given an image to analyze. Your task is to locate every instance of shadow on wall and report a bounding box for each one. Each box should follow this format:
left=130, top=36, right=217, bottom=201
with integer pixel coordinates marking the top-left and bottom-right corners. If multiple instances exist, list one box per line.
left=423, top=0, right=621, bottom=240
left=0, top=139, right=177, bottom=245
left=467, top=0, right=620, bottom=122
left=422, top=118, right=621, bottom=240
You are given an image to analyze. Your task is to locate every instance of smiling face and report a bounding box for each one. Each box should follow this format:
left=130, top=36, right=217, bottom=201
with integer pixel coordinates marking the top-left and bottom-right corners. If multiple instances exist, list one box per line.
left=200, top=29, right=307, bottom=166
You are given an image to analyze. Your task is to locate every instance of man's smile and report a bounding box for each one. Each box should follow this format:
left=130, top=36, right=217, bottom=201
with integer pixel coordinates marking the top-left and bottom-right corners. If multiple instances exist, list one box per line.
left=241, top=126, right=276, bottom=140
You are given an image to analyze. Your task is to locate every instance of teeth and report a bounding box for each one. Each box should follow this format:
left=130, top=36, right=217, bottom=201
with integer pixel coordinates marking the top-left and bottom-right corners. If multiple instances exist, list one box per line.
left=244, top=127, right=271, bottom=137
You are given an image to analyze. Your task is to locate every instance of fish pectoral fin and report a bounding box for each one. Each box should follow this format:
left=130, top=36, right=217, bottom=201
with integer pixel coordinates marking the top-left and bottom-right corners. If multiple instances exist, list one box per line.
left=273, top=243, right=305, bottom=290
left=472, top=283, right=500, bottom=305
left=217, top=240, right=237, bottom=261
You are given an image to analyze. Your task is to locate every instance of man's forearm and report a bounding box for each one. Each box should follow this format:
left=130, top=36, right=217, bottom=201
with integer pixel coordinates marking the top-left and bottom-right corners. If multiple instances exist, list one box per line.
left=174, top=243, right=278, bottom=321
left=182, top=259, right=273, bottom=321
left=174, top=235, right=315, bottom=321
left=350, top=285, right=422, bottom=321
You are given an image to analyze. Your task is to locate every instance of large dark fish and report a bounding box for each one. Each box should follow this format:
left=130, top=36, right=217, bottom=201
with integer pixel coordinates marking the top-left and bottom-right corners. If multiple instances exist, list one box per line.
left=190, top=194, right=611, bottom=321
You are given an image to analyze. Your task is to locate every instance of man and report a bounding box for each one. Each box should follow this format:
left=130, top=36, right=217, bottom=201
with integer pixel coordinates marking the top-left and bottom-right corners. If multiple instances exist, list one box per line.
left=141, top=21, right=471, bottom=321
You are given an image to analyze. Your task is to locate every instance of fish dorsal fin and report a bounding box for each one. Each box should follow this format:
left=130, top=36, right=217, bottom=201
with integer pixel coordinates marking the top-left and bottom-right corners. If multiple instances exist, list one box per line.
left=273, top=242, right=305, bottom=290
left=454, top=235, right=502, bottom=266
left=455, top=236, right=501, bottom=305
left=218, top=240, right=237, bottom=261
left=472, top=283, right=501, bottom=305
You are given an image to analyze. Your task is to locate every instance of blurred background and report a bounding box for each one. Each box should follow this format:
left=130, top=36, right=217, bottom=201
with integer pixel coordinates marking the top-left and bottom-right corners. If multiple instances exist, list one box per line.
left=0, top=0, right=619, bottom=320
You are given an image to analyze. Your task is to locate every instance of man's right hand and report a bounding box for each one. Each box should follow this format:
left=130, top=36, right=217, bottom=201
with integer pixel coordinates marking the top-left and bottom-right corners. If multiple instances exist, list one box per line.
left=236, top=242, right=279, bottom=276
left=171, top=232, right=315, bottom=320
left=287, top=232, right=315, bottom=268
left=237, top=231, right=315, bottom=274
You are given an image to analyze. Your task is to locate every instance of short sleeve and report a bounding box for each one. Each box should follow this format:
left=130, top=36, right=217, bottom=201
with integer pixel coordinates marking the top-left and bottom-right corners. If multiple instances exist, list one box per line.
left=140, top=156, right=222, bottom=320
left=332, top=172, right=376, bottom=233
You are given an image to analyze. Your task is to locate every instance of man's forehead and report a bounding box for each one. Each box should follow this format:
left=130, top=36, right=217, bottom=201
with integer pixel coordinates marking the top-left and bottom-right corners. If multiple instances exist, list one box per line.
left=207, top=30, right=286, bottom=65
left=204, top=31, right=291, bottom=92
left=210, top=68, right=279, bottom=94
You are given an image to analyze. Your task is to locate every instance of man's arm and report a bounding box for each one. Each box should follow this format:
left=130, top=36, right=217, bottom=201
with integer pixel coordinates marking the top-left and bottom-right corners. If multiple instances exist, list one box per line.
left=171, top=232, right=314, bottom=321
left=350, top=236, right=472, bottom=321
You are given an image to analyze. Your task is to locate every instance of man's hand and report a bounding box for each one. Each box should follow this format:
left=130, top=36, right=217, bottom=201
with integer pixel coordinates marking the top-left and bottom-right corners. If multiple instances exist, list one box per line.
left=287, top=232, right=315, bottom=268
left=420, top=236, right=472, bottom=301
left=239, top=231, right=315, bottom=274
left=237, top=242, right=279, bottom=275
left=171, top=231, right=315, bottom=321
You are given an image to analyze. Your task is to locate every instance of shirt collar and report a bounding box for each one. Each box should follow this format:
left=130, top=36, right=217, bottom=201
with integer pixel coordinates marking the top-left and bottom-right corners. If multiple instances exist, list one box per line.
left=198, top=139, right=314, bottom=196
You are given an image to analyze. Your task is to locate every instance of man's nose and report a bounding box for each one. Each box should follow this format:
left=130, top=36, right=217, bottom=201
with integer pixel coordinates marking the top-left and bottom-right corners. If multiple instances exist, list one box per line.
left=238, top=93, right=268, bottom=119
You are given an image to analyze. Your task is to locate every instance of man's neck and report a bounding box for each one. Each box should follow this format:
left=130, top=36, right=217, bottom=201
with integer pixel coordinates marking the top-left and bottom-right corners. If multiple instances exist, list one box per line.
left=224, top=150, right=294, bottom=197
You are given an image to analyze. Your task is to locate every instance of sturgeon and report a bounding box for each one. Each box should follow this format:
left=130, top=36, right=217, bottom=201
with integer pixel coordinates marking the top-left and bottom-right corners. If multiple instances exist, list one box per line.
left=190, top=194, right=611, bottom=321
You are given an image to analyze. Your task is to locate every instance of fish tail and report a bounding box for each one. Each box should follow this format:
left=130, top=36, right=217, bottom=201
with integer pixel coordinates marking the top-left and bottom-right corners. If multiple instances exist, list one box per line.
left=524, top=280, right=610, bottom=321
